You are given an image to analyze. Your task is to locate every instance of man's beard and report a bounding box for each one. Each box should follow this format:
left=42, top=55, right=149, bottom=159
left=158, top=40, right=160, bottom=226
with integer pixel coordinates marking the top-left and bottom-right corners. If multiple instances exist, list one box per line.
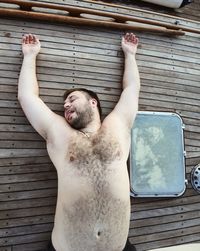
left=70, top=104, right=94, bottom=130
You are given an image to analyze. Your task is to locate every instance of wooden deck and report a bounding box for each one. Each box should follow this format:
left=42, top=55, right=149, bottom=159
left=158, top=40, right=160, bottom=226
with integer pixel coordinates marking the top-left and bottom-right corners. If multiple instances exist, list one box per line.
left=0, top=0, right=200, bottom=250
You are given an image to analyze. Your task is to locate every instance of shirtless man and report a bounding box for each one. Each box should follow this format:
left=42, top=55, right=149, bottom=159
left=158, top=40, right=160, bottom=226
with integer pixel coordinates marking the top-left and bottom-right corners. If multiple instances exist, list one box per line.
left=18, top=32, right=140, bottom=251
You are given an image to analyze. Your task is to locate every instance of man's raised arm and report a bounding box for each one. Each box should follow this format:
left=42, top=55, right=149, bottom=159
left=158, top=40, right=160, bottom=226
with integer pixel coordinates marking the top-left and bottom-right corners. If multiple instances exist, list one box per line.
left=18, top=34, right=58, bottom=140
left=105, top=33, right=140, bottom=129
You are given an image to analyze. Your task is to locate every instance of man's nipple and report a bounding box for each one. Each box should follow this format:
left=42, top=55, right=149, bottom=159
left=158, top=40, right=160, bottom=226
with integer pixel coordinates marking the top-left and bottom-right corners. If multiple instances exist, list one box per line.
left=69, top=155, right=75, bottom=161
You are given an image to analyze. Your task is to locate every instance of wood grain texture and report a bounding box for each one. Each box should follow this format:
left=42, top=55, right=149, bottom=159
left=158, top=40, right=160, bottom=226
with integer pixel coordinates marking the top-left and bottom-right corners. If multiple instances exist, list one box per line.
left=0, top=0, right=199, bottom=250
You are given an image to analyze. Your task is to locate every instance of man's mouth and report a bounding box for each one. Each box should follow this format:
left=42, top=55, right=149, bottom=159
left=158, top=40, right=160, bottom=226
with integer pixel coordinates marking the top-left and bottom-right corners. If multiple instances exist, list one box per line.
left=66, top=110, right=75, bottom=121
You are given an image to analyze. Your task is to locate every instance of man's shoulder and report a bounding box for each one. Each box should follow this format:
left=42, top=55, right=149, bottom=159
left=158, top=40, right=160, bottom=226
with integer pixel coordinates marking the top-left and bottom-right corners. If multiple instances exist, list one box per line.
left=102, top=112, right=131, bottom=139
left=46, top=114, right=74, bottom=142
left=102, top=112, right=128, bottom=129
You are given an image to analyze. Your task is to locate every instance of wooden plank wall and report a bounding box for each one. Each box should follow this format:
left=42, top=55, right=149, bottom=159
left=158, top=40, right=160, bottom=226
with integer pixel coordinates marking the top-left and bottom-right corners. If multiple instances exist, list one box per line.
left=0, top=0, right=200, bottom=250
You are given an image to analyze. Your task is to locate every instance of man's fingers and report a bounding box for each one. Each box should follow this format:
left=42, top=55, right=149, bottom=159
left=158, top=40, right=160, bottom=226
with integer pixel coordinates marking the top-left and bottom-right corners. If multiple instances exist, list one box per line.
left=33, top=35, right=37, bottom=43
left=22, top=34, right=39, bottom=44
left=124, top=33, right=138, bottom=44
left=131, top=35, right=138, bottom=44
left=30, top=34, right=34, bottom=40
left=25, top=35, right=29, bottom=44
left=32, top=34, right=39, bottom=44
left=22, top=34, right=29, bottom=44
left=29, top=34, right=33, bottom=43
left=124, top=33, right=136, bottom=42
left=22, top=36, right=26, bottom=44
left=125, top=33, right=129, bottom=41
left=130, top=33, right=136, bottom=42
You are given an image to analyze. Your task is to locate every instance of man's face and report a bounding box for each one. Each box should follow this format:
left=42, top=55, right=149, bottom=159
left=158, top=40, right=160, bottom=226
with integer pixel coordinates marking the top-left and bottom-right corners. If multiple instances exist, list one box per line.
left=63, top=91, right=94, bottom=130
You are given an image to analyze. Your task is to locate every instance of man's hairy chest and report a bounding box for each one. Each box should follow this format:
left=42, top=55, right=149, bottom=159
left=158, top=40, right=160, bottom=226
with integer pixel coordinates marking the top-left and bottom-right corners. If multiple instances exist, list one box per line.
left=66, top=129, right=123, bottom=177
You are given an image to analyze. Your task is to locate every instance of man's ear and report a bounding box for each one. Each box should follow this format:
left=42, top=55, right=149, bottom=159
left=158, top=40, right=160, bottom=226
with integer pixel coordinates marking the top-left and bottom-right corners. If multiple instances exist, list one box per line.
left=90, top=98, right=97, bottom=107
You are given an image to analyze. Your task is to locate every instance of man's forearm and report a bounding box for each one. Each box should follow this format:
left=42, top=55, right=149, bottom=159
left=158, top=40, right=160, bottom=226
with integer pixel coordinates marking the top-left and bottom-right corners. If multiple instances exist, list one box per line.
left=18, top=55, right=39, bottom=100
left=122, top=54, right=140, bottom=94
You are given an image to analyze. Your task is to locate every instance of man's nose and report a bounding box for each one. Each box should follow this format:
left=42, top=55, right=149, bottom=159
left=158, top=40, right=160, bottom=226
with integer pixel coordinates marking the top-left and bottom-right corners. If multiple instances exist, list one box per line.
left=64, top=102, right=70, bottom=109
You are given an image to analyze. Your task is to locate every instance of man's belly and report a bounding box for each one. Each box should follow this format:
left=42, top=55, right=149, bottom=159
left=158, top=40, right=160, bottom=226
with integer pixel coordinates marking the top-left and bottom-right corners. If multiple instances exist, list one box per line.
left=52, top=162, right=130, bottom=251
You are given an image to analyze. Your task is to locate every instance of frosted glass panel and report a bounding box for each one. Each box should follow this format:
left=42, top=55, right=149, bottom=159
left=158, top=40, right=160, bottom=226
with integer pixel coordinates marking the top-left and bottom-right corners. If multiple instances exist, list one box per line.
left=130, top=112, right=186, bottom=197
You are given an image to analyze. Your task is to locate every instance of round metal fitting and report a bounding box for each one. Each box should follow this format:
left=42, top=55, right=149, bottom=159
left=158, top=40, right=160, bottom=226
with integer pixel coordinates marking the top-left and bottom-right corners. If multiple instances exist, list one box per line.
left=191, top=164, right=200, bottom=193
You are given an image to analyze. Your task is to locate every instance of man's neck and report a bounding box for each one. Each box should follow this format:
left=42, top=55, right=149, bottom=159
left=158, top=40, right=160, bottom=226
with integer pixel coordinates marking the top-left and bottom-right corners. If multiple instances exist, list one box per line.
left=80, top=120, right=101, bottom=135
left=80, top=125, right=101, bottom=135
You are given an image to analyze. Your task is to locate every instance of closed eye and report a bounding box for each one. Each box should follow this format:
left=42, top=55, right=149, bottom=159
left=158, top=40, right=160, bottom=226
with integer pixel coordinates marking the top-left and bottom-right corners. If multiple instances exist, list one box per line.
left=70, top=97, right=78, bottom=103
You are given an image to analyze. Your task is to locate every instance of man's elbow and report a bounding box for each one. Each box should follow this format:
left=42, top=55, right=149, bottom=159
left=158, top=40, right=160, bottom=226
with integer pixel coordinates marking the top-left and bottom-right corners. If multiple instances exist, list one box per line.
left=17, top=90, right=38, bottom=103
left=17, top=91, right=27, bottom=103
left=17, top=82, right=26, bottom=102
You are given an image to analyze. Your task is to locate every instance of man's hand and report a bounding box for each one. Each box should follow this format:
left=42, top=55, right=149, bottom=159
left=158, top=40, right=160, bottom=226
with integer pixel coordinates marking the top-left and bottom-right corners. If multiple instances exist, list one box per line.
left=121, top=33, right=139, bottom=56
left=22, top=34, right=41, bottom=57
